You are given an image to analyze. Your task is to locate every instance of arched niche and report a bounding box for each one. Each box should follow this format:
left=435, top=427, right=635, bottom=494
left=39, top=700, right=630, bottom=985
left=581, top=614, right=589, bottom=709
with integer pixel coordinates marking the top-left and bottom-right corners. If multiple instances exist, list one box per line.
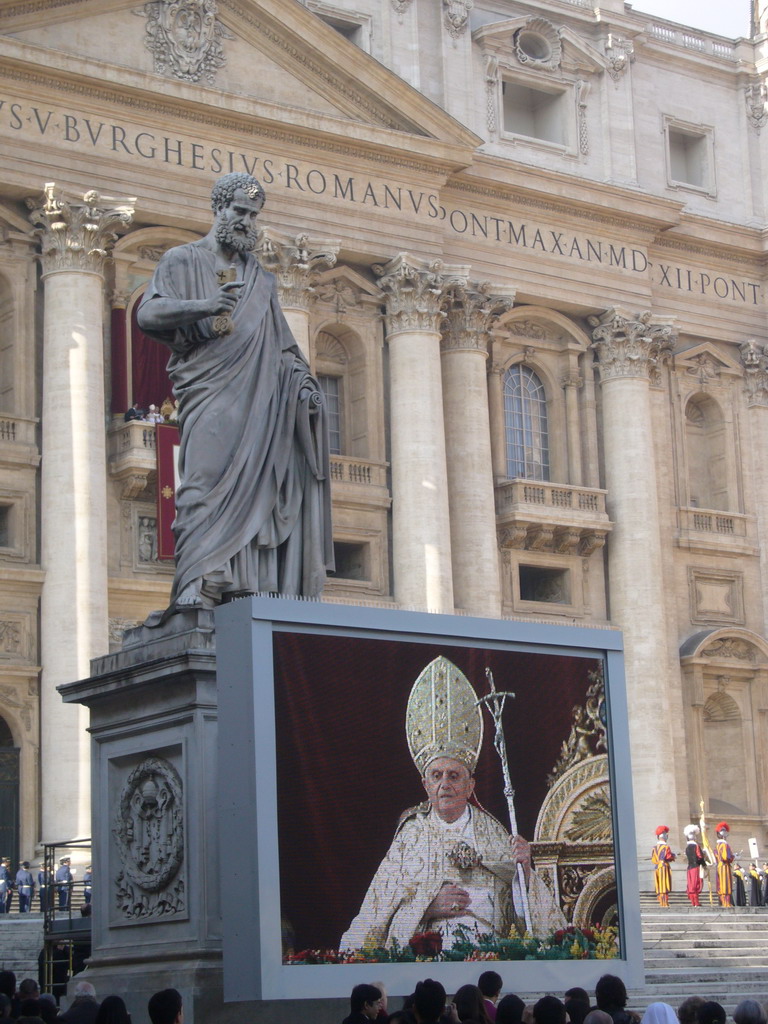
left=684, top=392, right=729, bottom=511
left=680, top=628, right=768, bottom=821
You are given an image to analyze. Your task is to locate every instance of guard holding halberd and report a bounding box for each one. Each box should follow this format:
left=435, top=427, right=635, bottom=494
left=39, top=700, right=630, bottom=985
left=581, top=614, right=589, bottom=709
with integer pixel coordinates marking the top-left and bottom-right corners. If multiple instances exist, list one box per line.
left=339, top=656, right=565, bottom=951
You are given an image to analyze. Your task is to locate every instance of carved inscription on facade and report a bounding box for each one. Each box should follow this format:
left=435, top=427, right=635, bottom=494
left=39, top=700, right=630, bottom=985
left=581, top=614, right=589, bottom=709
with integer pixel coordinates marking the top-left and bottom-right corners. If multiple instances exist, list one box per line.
left=113, top=756, right=185, bottom=920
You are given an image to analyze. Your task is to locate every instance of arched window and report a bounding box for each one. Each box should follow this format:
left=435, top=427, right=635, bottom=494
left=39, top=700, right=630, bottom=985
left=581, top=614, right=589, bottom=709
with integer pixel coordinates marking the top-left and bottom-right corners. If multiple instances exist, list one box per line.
left=503, top=365, right=550, bottom=480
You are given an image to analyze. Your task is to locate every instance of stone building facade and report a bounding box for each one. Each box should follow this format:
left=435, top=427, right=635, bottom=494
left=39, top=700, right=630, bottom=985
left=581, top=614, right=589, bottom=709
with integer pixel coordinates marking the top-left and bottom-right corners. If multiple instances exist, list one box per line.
left=1, top=0, right=768, bottom=886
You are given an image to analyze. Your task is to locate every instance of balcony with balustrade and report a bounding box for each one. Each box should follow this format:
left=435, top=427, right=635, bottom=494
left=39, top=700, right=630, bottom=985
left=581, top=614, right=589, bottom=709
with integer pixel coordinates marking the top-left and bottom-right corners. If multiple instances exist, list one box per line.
left=494, top=479, right=612, bottom=556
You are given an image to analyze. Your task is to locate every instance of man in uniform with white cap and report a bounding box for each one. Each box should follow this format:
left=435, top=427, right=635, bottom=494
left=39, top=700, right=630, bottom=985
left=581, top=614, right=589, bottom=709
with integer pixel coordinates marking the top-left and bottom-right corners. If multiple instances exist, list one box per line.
left=339, top=656, right=565, bottom=951
left=683, top=825, right=706, bottom=907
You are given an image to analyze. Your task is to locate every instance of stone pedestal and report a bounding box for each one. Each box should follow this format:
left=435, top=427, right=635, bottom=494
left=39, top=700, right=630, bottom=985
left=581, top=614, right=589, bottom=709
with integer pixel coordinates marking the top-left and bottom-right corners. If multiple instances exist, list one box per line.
left=59, top=611, right=347, bottom=1024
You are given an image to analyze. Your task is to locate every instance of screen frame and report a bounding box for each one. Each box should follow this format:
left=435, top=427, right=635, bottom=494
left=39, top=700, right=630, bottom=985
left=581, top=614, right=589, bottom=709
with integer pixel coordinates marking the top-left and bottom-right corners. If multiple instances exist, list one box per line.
left=216, top=596, right=642, bottom=1002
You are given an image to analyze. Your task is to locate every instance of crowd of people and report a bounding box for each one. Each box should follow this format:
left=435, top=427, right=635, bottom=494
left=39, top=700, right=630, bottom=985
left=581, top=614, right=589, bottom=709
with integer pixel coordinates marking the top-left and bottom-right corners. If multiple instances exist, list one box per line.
left=342, top=974, right=768, bottom=1024
left=123, top=400, right=177, bottom=424
left=0, top=973, right=183, bottom=1024
left=0, top=859, right=91, bottom=915
left=652, top=822, right=768, bottom=909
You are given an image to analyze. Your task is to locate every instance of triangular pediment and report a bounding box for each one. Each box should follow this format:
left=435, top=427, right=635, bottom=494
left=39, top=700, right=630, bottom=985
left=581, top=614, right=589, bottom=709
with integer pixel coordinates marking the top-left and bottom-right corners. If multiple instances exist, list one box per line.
left=473, top=15, right=607, bottom=76
left=0, top=0, right=480, bottom=160
left=676, top=341, right=743, bottom=380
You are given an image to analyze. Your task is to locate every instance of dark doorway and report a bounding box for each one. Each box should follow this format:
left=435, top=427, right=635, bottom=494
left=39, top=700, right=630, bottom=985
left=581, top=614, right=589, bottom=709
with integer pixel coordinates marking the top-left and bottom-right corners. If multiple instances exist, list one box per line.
left=0, top=716, right=19, bottom=866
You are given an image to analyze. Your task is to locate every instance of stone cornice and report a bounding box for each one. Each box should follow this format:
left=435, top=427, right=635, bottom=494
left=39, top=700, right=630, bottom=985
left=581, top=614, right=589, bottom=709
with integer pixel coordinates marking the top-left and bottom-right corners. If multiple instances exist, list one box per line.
left=28, top=182, right=134, bottom=275
left=0, top=55, right=472, bottom=179
left=589, top=308, right=676, bottom=383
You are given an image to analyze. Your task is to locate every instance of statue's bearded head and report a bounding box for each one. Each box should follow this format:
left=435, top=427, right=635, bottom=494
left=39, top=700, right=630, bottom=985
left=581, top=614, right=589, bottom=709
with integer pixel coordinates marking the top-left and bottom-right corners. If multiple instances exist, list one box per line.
left=211, top=173, right=265, bottom=254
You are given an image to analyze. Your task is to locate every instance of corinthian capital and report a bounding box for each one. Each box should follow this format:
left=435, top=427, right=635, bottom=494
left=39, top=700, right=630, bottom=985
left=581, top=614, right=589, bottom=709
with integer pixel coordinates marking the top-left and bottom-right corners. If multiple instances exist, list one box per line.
left=27, top=182, right=134, bottom=275
left=589, top=308, right=676, bottom=384
left=255, top=229, right=338, bottom=310
left=739, top=338, right=768, bottom=406
left=375, top=253, right=470, bottom=335
left=440, top=282, right=514, bottom=353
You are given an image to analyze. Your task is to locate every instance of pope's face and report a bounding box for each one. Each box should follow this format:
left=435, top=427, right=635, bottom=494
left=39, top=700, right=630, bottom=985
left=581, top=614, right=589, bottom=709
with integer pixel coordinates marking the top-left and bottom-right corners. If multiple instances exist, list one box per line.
left=422, top=757, right=475, bottom=823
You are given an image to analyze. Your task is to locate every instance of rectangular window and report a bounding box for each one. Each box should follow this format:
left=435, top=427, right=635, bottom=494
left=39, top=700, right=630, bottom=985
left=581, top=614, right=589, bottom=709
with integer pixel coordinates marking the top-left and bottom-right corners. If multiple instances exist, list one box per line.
left=0, top=506, right=9, bottom=548
left=519, top=565, right=570, bottom=604
left=664, top=117, right=715, bottom=195
left=502, top=81, right=566, bottom=146
left=332, top=541, right=369, bottom=581
left=318, top=375, right=342, bottom=455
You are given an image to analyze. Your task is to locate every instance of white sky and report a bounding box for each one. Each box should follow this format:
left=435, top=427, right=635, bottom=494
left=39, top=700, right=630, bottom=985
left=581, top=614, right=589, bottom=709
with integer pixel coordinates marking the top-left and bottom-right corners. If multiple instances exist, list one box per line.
left=628, top=1, right=750, bottom=39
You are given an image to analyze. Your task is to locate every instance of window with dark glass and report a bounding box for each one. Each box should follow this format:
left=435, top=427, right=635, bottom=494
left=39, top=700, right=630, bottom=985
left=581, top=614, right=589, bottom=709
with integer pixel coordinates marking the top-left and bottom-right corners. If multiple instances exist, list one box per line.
left=503, top=365, right=550, bottom=480
left=318, top=374, right=342, bottom=455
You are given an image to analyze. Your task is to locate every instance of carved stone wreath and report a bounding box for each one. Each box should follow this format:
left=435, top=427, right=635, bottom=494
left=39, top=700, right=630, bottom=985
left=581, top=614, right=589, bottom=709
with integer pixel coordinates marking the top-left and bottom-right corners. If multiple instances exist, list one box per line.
left=514, top=18, right=562, bottom=72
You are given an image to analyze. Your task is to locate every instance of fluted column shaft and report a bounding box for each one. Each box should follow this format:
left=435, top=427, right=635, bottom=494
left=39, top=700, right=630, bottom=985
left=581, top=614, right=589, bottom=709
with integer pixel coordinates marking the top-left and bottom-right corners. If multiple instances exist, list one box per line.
left=591, top=308, right=676, bottom=880
left=255, top=230, right=337, bottom=362
left=740, top=340, right=768, bottom=632
left=441, top=285, right=512, bottom=616
left=378, top=255, right=467, bottom=611
left=29, top=183, right=133, bottom=843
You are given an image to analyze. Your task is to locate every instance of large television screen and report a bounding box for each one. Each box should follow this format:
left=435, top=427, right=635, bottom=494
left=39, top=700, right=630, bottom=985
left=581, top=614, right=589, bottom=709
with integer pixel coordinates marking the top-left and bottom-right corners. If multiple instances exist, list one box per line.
left=216, top=598, right=641, bottom=1001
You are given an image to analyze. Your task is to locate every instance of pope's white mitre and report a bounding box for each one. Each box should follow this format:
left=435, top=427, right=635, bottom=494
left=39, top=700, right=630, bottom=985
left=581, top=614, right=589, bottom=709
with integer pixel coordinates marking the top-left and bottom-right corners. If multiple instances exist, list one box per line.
left=406, top=655, right=483, bottom=776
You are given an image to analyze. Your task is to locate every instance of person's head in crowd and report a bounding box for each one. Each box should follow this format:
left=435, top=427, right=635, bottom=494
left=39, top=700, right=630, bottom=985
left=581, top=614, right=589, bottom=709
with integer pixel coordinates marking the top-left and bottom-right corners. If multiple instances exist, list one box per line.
left=413, top=979, right=446, bottom=1024
left=522, top=1005, right=536, bottom=1024
left=696, top=1003, right=725, bottom=1024
left=0, top=974, right=15, bottom=1000
left=584, top=1013, right=614, bottom=1024
left=533, top=996, right=566, bottom=1024
left=566, top=999, right=590, bottom=1024
left=0, top=994, right=11, bottom=1020
left=60, top=857, right=70, bottom=866
left=478, top=972, right=503, bottom=1005
left=454, top=984, right=491, bottom=1024
left=734, top=1002, right=767, bottom=1024
left=350, top=984, right=382, bottom=1020
left=17, top=999, right=43, bottom=1023
left=496, top=995, right=526, bottom=1024
left=387, top=1013, right=415, bottom=1024
left=72, top=982, right=97, bottom=1003
left=371, top=981, right=388, bottom=1018
left=148, top=989, right=183, bottom=1024
left=595, top=976, right=628, bottom=1013
left=94, top=995, right=132, bottom=1024
left=566, top=992, right=591, bottom=1007
left=641, top=1004, right=678, bottom=1024
left=35, top=996, right=57, bottom=1024
left=677, top=998, right=705, bottom=1024
left=18, top=982, right=39, bottom=1000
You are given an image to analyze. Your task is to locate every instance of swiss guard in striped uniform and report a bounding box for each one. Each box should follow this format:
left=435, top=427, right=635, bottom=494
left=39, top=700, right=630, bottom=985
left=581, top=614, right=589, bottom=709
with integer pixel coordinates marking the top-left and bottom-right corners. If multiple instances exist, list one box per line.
left=651, top=825, right=675, bottom=907
left=715, top=822, right=735, bottom=907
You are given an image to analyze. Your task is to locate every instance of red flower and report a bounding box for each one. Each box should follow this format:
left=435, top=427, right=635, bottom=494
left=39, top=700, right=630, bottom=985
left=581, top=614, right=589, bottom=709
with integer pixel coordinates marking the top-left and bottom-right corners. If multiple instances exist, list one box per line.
left=409, top=931, right=443, bottom=956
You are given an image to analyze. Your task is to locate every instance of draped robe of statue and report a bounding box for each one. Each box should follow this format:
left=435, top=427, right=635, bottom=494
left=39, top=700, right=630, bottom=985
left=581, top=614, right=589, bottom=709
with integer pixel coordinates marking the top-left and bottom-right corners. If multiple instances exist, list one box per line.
left=138, top=241, right=333, bottom=613
left=339, top=803, right=565, bottom=950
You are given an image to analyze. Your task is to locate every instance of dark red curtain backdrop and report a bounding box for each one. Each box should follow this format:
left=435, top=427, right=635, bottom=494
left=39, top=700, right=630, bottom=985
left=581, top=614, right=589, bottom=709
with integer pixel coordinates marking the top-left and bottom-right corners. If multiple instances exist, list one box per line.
left=129, top=300, right=174, bottom=412
left=273, top=633, right=606, bottom=952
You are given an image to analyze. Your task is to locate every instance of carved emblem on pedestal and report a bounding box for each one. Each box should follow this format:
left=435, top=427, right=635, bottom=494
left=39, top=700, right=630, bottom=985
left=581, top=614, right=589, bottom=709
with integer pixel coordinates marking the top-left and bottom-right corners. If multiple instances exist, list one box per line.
left=142, top=0, right=234, bottom=84
left=114, top=756, right=185, bottom=920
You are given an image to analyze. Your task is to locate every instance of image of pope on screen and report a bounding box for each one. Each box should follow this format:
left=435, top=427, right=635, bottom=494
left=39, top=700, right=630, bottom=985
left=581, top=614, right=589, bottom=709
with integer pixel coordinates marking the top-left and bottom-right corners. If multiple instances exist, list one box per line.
left=339, top=656, right=566, bottom=950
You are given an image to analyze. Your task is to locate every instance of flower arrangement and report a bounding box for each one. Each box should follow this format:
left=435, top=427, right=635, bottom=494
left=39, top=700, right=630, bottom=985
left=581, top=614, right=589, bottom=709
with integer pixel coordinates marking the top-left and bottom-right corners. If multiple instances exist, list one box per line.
left=283, top=922, right=619, bottom=964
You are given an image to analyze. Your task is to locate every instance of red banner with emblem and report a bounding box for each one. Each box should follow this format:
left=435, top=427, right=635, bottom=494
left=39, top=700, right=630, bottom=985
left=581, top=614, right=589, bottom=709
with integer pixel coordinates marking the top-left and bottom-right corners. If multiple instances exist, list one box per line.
left=156, top=423, right=179, bottom=560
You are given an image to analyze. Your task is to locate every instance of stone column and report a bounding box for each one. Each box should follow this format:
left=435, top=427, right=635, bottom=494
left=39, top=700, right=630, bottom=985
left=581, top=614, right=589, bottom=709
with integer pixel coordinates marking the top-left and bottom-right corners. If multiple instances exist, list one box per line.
left=740, top=340, right=768, bottom=633
left=29, top=183, right=134, bottom=844
left=441, top=284, right=513, bottom=616
left=255, top=230, right=337, bottom=363
left=590, top=308, right=677, bottom=879
left=377, top=254, right=468, bottom=612
left=562, top=369, right=584, bottom=485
